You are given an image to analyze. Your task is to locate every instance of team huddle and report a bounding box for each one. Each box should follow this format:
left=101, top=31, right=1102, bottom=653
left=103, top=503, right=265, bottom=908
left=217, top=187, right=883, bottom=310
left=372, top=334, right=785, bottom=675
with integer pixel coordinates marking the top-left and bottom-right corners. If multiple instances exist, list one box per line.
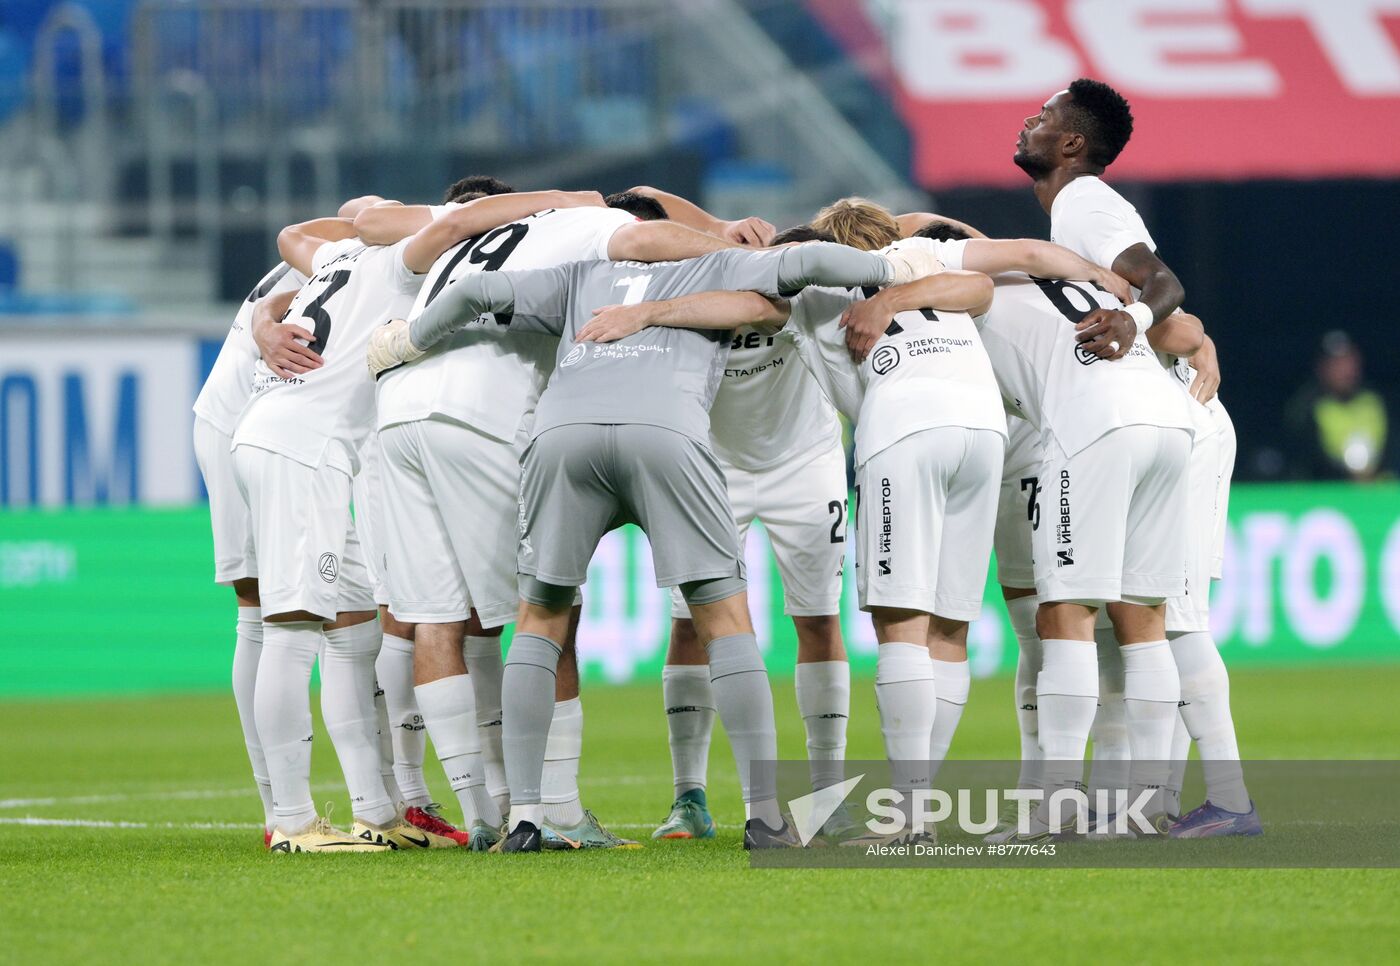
left=193, top=78, right=1260, bottom=855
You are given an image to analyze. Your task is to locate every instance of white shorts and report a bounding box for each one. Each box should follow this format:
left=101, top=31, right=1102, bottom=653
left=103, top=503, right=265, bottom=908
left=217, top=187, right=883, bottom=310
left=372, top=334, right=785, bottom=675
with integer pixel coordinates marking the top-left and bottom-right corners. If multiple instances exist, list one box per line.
left=1166, top=401, right=1236, bottom=632
left=1034, top=425, right=1191, bottom=606
left=854, top=427, right=1003, bottom=621
left=1210, top=400, right=1236, bottom=581
left=670, top=440, right=848, bottom=619
left=231, top=444, right=375, bottom=620
left=993, top=417, right=1043, bottom=591
left=194, top=417, right=255, bottom=585
left=352, top=433, right=390, bottom=607
left=379, top=417, right=522, bottom=628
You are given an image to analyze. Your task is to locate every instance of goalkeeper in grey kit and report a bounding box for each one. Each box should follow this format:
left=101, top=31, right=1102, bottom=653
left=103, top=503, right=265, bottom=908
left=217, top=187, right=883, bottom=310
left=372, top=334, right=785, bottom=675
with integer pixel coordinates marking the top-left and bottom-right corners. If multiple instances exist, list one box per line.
left=368, top=241, right=939, bottom=851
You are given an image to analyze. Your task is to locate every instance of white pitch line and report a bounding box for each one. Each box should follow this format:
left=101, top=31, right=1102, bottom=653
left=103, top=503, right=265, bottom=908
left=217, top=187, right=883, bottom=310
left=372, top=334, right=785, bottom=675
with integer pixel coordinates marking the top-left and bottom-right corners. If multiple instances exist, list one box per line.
left=0, top=777, right=659, bottom=811
left=0, top=816, right=263, bottom=830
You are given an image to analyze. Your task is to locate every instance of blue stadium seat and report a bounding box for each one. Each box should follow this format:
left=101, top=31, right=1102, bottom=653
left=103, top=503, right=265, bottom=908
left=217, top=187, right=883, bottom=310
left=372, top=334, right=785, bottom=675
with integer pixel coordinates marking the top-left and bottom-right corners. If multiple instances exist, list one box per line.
left=0, top=242, right=18, bottom=290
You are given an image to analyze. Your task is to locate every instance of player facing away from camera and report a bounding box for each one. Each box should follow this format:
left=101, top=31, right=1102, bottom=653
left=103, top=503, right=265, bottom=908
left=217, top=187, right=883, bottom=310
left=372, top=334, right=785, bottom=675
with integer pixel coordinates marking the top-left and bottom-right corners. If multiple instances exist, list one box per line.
left=355, top=178, right=618, bottom=846
left=232, top=216, right=426, bottom=853
left=370, top=241, right=940, bottom=850
left=1016, top=78, right=1257, bottom=836
left=622, top=197, right=853, bottom=842
left=244, top=188, right=601, bottom=852
left=370, top=189, right=746, bottom=850
left=193, top=259, right=306, bottom=844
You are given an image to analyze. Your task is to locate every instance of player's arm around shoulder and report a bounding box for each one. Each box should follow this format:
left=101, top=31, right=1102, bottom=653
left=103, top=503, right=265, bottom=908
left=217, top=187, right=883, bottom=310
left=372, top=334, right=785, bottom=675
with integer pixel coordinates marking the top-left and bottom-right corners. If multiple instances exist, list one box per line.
left=276, top=217, right=358, bottom=278
left=961, top=238, right=1132, bottom=303
left=575, top=291, right=789, bottom=344
left=401, top=190, right=605, bottom=274
left=839, top=269, right=994, bottom=360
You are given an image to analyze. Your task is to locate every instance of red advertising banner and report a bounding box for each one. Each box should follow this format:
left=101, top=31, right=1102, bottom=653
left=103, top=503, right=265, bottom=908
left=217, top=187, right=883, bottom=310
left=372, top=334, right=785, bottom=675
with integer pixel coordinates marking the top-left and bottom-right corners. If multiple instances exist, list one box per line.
left=809, top=0, right=1400, bottom=187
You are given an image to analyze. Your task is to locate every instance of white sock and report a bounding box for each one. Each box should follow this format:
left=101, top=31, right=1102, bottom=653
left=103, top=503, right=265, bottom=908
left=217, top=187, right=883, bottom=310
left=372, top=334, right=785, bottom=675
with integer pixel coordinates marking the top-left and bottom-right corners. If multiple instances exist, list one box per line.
left=321, top=621, right=396, bottom=827
left=1035, top=638, right=1098, bottom=825
left=373, top=677, right=404, bottom=809
left=542, top=698, right=585, bottom=827
left=1088, top=626, right=1130, bottom=805
left=928, top=658, right=969, bottom=781
left=745, top=797, right=784, bottom=830
left=1170, top=630, right=1250, bottom=811
left=1121, top=639, right=1180, bottom=804
left=875, top=643, right=935, bottom=796
left=1165, top=711, right=1191, bottom=816
left=1006, top=595, right=1042, bottom=790
left=232, top=607, right=275, bottom=828
left=463, top=635, right=508, bottom=817
left=254, top=621, right=322, bottom=833
left=1036, top=639, right=1099, bottom=761
left=377, top=633, right=429, bottom=808
left=662, top=664, right=715, bottom=797
left=414, top=674, right=500, bottom=829
left=795, top=660, right=849, bottom=791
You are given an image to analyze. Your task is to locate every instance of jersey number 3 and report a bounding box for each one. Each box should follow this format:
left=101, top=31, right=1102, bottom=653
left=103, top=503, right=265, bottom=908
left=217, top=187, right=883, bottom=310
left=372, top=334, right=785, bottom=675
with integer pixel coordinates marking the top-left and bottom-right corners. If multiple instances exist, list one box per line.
left=299, top=270, right=351, bottom=354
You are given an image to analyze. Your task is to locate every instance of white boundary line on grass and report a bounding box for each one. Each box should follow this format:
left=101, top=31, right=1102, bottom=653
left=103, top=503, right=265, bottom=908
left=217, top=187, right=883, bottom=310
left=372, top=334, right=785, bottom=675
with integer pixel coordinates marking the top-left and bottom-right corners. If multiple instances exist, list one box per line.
left=0, top=775, right=656, bottom=811
left=0, top=816, right=746, bottom=832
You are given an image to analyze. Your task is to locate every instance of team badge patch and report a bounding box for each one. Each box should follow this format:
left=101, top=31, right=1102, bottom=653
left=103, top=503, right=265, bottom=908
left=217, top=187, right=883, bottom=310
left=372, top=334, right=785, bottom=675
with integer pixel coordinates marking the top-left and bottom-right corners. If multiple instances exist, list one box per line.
left=318, top=552, right=339, bottom=582
left=871, top=344, right=900, bottom=375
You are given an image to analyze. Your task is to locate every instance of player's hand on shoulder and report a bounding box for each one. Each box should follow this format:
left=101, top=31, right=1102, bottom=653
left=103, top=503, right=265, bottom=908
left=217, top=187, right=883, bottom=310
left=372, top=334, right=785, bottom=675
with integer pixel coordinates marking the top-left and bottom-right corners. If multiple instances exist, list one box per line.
left=576, top=303, right=650, bottom=343
left=879, top=238, right=945, bottom=285
left=840, top=292, right=894, bottom=362
left=1094, top=267, right=1134, bottom=305
left=366, top=318, right=426, bottom=375
left=722, top=216, right=776, bottom=247
left=1189, top=334, right=1221, bottom=403
left=1074, top=308, right=1135, bottom=360
left=254, top=316, right=322, bottom=379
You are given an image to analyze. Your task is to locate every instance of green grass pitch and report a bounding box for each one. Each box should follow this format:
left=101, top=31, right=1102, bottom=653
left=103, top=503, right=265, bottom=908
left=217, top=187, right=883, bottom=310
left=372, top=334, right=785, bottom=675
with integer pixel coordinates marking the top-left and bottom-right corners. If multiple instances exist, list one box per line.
left=3, top=664, right=1398, bottom=964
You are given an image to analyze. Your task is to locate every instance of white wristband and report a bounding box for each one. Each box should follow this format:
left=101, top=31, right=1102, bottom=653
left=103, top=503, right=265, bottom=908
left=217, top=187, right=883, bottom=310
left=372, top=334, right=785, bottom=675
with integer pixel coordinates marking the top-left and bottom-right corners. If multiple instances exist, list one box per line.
left=1125, top=301, right=1154, bottom=334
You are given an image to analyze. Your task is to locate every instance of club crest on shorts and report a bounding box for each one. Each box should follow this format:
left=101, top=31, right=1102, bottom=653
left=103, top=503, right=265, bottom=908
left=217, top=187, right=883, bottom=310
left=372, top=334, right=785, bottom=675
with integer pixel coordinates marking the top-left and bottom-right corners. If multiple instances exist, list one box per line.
left=318, top=552, right=339, bottom=582
left=561, top=344, right=587, bottom=367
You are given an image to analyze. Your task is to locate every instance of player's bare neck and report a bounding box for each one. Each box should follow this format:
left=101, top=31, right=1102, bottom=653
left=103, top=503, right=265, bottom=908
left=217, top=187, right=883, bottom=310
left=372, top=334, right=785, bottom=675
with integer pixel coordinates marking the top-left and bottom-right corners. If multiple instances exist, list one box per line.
left=1034, top=166, right=1101, bottom=214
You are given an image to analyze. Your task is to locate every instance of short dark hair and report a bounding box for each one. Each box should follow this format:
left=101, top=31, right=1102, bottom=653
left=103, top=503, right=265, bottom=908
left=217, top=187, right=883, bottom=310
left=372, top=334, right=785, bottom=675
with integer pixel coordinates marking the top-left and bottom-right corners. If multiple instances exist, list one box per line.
left=605, top=191, right=669, bottom=221
left=771, top=224, right=836, bottom=245
left=1065, top=78, right=1134, bottom=168
left=913, top=219, right=973, bottom=242
left=444, top=175, right=516, bottom=203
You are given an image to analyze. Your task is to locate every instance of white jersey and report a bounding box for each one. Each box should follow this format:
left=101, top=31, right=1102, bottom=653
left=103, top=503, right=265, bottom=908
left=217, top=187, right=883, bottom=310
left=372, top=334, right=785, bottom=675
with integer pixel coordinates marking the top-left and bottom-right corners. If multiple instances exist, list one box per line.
left=1050, top=176, right=1214, bottom=446
left=233, top=238, right=420, bottom=475
left=375, top=206, right=635, bottom=442
left=1050, top=175, right=1156, bottom=271
left=976, top=273, right=1193, bottom=457
left=193, top=262, right=305, bottom=436
left=786, top=265, right=1007, bottom=465
left=707, top=326, right=840, bottom=472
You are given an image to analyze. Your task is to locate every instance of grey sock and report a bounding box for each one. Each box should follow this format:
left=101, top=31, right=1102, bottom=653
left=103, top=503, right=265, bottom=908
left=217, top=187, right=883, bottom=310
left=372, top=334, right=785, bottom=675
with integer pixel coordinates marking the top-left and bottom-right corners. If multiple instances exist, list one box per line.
left=501, top=633, right=561, bottom=806
left=706, top=633, right=778, bottom=804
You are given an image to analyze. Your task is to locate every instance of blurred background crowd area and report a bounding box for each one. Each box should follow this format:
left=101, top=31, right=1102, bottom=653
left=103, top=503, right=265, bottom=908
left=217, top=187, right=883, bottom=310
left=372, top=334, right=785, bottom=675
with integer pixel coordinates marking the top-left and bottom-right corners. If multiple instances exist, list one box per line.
left=0, top=0, right=1397, bottom=485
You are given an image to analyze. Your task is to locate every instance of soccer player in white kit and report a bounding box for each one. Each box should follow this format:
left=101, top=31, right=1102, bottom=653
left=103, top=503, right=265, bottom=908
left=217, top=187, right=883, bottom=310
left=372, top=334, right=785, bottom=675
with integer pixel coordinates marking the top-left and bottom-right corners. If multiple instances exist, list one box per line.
left=233, top=201, right=553, bottom=852
left=1016, top=79, right=1257, bottom=836
left=193, top=260, right=305, bottom=844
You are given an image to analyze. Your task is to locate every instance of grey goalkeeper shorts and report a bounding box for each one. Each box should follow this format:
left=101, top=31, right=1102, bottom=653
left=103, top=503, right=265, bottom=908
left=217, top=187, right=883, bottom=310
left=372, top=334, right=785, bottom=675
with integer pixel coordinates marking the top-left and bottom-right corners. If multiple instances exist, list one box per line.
left=517, top=423, right=746, bottom=590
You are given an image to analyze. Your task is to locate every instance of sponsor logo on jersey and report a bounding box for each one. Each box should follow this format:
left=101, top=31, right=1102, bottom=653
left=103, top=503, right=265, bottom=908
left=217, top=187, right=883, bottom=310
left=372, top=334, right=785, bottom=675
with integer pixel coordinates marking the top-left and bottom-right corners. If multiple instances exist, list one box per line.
left=1074, top=343, right=1104, bottom=366
left=318, top=552, right=339, bottom=582
left=871, top=345, right=901, bottom=375
left=561, top=344, right=587, bottom=367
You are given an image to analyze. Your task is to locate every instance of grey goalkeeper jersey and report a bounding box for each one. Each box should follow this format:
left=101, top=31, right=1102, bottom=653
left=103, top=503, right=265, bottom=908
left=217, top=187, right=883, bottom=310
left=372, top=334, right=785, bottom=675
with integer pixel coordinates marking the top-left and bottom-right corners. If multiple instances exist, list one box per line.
left=407, top=244, right=894, bottom=443
left=510, top=248, right=788, bottom=442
